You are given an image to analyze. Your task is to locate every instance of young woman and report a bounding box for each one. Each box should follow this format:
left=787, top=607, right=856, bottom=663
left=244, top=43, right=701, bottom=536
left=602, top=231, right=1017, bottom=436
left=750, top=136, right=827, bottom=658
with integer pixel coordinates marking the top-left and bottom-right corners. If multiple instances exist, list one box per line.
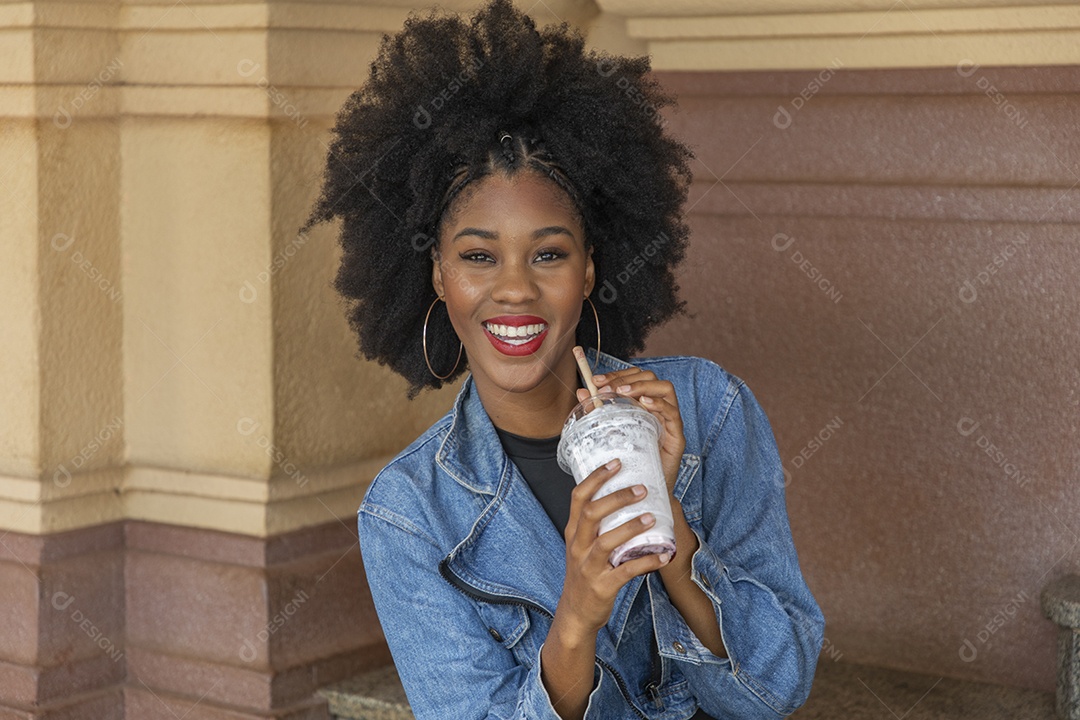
left=301, top=1, right=824, bottom=718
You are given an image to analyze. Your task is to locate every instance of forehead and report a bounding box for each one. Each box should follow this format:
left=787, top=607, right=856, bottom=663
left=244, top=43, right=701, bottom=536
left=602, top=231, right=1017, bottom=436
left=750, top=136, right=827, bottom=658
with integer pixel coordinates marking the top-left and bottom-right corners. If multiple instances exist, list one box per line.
left=441, top=171, right=581, bottom=230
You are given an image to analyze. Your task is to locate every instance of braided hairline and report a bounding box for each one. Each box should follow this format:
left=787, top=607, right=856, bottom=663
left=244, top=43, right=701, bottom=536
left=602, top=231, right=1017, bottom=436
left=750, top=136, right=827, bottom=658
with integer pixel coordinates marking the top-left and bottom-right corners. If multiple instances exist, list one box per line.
left=515, top=133, right=585, bottom=213
left=433, top=133, right=586, bottom=243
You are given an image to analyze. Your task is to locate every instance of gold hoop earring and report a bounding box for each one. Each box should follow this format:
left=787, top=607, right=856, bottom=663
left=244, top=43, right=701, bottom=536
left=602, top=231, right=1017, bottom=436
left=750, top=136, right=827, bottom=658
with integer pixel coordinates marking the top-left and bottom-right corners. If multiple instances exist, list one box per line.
left=585, top=296, right=601, bottom=369
left=423, top=297, right=463, bottom=380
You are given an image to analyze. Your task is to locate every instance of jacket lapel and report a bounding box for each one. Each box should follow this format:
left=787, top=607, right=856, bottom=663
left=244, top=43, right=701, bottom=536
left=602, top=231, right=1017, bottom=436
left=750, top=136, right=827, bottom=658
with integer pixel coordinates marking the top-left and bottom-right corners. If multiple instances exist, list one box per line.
left=438, top=349, right=646, bottom=650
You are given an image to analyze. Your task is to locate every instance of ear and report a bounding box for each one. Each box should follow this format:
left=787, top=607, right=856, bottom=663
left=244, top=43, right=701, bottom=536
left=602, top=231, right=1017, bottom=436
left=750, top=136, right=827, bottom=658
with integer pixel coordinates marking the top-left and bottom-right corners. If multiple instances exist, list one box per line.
left=431, top=247, right=444, bottom=298
left=583, top=245, right=595, bottom=298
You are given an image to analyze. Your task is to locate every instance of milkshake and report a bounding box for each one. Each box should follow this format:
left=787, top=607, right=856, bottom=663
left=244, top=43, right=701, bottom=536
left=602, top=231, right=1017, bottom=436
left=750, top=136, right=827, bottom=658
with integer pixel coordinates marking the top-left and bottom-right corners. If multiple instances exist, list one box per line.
left=557, top=394, right=676, bottom=567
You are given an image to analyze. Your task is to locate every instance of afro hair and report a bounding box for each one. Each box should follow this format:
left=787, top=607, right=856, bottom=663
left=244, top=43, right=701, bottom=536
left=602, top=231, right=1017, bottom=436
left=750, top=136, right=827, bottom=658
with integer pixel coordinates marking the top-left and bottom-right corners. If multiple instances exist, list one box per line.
left=301, top=0, right=694, bottom=399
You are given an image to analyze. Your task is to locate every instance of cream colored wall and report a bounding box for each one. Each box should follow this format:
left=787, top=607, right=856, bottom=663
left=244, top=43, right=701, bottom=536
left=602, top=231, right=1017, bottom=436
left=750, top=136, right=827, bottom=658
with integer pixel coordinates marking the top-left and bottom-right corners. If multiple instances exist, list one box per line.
left=0, top=0, right=1075, bottom=537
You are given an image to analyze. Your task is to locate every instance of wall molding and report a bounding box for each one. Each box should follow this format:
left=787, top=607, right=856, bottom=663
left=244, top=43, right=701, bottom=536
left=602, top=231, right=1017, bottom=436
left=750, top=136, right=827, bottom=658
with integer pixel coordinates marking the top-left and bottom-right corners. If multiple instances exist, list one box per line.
left=0, top=0, right=604, bottom=119
left=0, top=454, right=391, bottom=536
left=602, top=2, right=1080, bottom=69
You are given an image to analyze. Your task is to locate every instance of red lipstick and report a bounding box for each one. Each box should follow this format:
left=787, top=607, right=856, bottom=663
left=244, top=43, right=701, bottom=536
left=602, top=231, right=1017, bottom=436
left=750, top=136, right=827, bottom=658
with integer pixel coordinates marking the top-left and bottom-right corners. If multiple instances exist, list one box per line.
left=481, top=315, right=549, bottom=357
left=483, top=315, right=546, bottom=326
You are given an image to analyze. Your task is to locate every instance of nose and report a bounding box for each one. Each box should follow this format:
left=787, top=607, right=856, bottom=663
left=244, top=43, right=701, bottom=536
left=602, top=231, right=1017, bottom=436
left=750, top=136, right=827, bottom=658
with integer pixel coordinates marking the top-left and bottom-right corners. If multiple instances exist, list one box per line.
left=490, top=258, right=540, bottom=305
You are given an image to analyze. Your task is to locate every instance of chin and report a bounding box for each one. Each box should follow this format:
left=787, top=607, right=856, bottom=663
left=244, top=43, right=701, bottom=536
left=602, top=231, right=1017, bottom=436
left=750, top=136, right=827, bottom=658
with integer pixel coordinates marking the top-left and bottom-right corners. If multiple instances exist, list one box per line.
left=491, top=364, right=549, bottom=393
left=468, top=329, right=573, bottom=391
left=475, top=354, right=551, bottom=391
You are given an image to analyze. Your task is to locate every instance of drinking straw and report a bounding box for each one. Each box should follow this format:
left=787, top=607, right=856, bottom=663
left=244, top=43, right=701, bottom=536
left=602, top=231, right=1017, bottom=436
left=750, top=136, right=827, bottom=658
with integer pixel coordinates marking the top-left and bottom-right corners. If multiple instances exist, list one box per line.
left=572, top=346, right=604, bottom=410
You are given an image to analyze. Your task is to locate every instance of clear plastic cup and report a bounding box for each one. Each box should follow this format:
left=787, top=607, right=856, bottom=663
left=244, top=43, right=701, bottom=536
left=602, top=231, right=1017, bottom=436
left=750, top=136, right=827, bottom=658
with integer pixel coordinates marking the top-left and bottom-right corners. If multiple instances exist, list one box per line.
left=557, top=394, right=676, bottom=567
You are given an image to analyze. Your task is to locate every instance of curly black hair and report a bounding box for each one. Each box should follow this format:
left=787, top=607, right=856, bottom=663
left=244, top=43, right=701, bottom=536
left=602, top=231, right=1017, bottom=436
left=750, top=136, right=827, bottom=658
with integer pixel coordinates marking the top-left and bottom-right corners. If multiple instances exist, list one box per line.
left=300, top=0, right=694, bottom=399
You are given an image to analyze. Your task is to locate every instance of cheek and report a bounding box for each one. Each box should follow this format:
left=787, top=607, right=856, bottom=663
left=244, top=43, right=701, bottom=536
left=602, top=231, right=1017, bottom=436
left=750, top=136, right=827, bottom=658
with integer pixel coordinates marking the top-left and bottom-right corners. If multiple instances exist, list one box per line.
left=556, top=264, right=587, bottom=298
left=545, top=276, right=586, bottom=320
left=440, top=263, right=484, bottom=303
left=441, top=270, right=484, bottom=328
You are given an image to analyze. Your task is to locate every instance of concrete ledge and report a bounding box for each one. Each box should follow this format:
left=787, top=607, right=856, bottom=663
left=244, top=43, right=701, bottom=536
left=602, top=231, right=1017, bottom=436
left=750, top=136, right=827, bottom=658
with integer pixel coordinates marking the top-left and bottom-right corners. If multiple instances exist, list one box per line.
left=321, top=659, right=1055, bottom=720
left=320, top=665, right=413, bottom=720
left=1042, top=575, right=1080, bottom=719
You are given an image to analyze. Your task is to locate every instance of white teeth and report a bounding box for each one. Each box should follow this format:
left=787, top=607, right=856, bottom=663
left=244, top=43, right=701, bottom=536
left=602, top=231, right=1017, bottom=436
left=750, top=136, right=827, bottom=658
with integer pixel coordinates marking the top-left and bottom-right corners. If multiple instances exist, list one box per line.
left=485, top=321, right=547, bottom=343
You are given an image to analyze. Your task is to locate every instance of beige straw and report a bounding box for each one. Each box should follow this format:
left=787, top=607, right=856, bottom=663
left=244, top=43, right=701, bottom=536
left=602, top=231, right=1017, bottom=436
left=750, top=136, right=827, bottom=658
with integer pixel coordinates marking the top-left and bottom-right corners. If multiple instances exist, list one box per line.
left=573, top=346, right=603, bottom=410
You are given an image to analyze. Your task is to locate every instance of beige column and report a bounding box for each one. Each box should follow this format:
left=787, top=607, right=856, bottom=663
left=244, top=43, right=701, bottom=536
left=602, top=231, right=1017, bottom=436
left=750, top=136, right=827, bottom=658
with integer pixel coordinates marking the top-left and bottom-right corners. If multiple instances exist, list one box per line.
left=0, top=1, right=627, bottom=716
left=118, top=3, right=432, bottom=538
left=0, top=5, right=126, bottom=535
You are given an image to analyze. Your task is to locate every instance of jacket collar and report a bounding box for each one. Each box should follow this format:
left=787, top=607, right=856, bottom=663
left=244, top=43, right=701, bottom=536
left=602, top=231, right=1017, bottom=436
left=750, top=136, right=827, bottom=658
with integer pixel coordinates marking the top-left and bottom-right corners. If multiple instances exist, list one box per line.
left=436, top=348, right=643, bottom=647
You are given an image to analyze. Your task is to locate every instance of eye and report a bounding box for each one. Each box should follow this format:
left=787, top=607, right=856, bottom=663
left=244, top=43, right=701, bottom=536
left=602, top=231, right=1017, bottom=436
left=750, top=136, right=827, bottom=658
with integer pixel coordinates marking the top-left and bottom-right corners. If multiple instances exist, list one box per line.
left=460, top=251, right=494, bottom=264
left=536, top=249, right=568, bottom=262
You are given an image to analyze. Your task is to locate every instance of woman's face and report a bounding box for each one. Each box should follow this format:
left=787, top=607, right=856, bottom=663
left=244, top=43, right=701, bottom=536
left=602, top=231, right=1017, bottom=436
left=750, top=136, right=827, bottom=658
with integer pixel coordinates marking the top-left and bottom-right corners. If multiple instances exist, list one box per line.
left=433, top=170, right=594, bottom=395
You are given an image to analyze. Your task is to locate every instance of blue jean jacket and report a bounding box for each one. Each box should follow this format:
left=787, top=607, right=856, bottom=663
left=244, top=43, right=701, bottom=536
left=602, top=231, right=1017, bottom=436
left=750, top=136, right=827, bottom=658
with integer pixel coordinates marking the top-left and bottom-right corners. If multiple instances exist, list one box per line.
left=357, top=349, right=824, bottom=719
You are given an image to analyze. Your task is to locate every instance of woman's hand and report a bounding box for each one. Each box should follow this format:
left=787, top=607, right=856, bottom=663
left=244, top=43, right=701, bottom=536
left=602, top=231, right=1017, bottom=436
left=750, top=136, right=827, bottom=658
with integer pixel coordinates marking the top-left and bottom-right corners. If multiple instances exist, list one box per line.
left=547, top=455, right=679, bottom=719
left=576, top=367, right=687, bottom=496
left=572, top=369, right=726, bottom=659
left=557, top=459, right=672, bottom=638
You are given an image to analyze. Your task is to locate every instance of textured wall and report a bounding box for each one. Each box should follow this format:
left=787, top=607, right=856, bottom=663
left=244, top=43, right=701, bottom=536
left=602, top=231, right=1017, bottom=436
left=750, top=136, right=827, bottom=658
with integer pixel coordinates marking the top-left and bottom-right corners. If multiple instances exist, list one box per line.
left=644, top=66, right=1080, bottom=692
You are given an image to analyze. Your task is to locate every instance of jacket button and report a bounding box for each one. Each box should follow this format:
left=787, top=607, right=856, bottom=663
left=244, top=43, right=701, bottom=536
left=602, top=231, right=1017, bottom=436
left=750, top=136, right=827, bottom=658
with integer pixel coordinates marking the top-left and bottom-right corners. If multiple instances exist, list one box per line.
left=700, top=575, right=711, bottom=590
left=672, top=640, right=686, bottom=654
left=488, top=627, right=503, bottom=642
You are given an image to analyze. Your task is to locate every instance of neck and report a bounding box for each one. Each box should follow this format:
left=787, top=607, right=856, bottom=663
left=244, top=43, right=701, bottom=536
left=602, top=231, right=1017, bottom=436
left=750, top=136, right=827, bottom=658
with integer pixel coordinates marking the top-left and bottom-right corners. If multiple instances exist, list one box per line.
left=473, top=351, right=584, bottom=438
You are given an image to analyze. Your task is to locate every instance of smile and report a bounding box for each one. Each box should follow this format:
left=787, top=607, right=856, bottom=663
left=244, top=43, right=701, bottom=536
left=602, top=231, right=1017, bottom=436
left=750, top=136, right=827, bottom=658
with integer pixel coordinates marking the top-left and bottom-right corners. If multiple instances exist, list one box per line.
left=483, top=322, right=548, bottom=344
left=482, top=316, right=549, bottom=356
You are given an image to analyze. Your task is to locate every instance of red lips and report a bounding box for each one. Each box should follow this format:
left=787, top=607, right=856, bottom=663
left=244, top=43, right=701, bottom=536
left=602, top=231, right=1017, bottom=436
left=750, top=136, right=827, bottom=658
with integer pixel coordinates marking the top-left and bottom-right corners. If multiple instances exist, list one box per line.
left=482, top=314, right=546, bottom=327
left=481, top=315, right=549, bottom=357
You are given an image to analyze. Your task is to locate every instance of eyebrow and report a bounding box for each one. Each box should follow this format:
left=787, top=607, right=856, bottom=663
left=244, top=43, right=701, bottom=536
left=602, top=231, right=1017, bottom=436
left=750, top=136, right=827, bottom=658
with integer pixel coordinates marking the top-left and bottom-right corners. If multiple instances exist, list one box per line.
left=451, top=226, right=575, bottom=242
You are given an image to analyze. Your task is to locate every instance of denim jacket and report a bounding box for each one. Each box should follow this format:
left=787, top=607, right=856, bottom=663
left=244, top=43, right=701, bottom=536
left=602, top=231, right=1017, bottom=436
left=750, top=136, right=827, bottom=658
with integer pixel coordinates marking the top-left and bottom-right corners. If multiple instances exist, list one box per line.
left=357, top=349, right=824, bottom=719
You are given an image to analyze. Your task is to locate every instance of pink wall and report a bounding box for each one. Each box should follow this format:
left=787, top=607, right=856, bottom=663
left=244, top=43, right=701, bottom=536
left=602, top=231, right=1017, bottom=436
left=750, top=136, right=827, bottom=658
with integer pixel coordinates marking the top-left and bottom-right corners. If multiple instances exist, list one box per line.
left=645, top=66, right=1080, bottom=691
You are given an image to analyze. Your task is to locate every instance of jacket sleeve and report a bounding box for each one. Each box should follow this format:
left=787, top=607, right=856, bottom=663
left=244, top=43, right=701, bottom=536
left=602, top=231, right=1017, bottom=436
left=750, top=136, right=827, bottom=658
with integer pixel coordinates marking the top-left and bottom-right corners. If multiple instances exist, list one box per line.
left=357, top=503, right=599, bottom=720
left=649, top=377, right=825, bottom=718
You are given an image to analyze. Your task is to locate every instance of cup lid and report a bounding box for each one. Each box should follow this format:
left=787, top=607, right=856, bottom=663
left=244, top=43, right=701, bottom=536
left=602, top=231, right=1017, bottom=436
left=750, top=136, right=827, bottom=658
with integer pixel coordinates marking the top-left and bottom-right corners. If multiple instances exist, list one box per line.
left=556, top=393, right=664, bottom=473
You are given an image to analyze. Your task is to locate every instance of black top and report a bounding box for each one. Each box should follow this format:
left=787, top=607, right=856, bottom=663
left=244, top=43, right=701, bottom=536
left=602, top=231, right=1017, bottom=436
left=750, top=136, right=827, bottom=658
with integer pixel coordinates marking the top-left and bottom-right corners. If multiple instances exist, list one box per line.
left=494, top=426, right=576, bottom=538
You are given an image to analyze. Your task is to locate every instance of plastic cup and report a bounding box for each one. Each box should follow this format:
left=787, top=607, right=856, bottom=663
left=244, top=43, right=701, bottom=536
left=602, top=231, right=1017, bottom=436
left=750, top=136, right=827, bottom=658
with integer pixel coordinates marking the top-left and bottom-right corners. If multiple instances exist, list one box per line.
left=557, top=393, right=676, bottom=567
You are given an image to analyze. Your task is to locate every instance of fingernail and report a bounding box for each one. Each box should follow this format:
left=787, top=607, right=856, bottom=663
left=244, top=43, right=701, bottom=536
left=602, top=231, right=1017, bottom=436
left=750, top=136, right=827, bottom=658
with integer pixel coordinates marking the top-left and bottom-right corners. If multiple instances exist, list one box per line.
left=641, top=396, right=654, bottom=404
left=640, top=513, right=654, bottom=525
left=606, top=458, right=620, bottom=470
left=632, top=485, right=646, bottom=497
left=616, top=384, right=631, bottom=393
left=593, top=374, right=606, bottom=383
left=659, top=553, right=671, bottom=564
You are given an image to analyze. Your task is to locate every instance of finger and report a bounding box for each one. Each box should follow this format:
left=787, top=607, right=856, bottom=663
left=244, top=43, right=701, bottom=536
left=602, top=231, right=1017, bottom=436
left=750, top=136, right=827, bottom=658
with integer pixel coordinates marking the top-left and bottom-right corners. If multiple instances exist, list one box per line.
left=574, top=509, right=658, bottom=583
left=611, top=378, right=677, bottom=407
left=572, top=461, right=628, bottom=536
left=568, top=459, right=621, bottom=538
left=583, top=483, right=650, bottom=532
left=599, top=370, right=655, bottom=391
left=608, top=392, right=682, bottom=451
left=612, top=382, right=683, bottom=435
left=642, top=396, right=685, bottom=442
left=577, top=387, right=613, bottom=404
left=576, top=458, right=621, bottom=494
left=594, top=509, right=658, bottom=556
left=591, top=367, right=640, bottom=387
left=637, top=393, right=680, bottom=419
left=611, top=547, right=673, bottom=580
